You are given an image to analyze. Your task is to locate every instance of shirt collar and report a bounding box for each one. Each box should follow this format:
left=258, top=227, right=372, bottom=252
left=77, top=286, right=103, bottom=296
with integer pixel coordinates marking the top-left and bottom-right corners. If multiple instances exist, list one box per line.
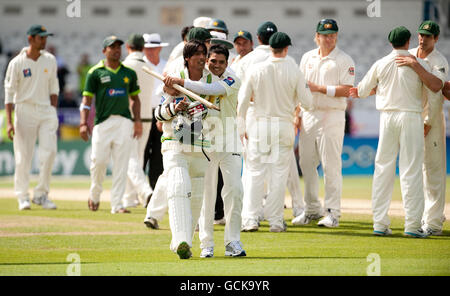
left=314, top=46, right=340, bottom=60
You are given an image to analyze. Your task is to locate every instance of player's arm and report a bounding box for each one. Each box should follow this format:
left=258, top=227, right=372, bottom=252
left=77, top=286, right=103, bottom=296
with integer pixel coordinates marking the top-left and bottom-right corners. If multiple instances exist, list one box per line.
left=164, top=76, right=227, bottom=96
left=79, top=95, right=92, bottom=142
left=4, top=60, right=18, bottom=140
left=395, top=54, right=443, bottom=92
left=50, top=57, right=60, bottom=108
left=351, top=62, right=379, bottom=99
left=236, top=76, right=253, bottom=143
left=307, top=82, right=352, bottom=98
left=129, top=94, right=142, bottom=139
left=442, top=81, right=450, bottom=100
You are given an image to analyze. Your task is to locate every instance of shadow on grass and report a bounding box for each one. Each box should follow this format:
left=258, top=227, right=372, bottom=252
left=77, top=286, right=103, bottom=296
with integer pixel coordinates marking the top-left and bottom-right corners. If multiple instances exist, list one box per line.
left=0, top=262, right=99, bottom=266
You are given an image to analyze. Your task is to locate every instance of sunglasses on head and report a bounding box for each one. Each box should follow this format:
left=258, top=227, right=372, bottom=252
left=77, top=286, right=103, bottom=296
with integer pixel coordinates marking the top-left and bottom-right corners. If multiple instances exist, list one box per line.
left=319, top=19, right=337, bottom=25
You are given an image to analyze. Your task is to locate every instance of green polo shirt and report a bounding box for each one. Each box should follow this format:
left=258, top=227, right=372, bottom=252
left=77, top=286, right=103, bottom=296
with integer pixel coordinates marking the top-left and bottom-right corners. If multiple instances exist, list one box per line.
left=83, top=60, right=140, bottom=125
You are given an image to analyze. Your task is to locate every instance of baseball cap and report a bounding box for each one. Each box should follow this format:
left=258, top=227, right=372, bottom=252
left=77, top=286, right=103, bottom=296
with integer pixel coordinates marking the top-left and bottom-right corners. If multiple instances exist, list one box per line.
left=269, top=32, right=292, bottom=49
left=417, top=20, right=440, bottom=36
left=206, top=18, right=228, bottom=34
left=27, top=24, right=53, bottom=36
left=127, top=33, right=145, bottom=48
left=257, top=21, right=277, bottom=38
left=103, top=35, right=124, bottom=48
left=233, top=30, right=253, bottom=42
left=316, top=19, right=339, bottom=34
left=186, top=27, right=212, bottom=42
left=210, top=31, right=234, bottom=49
left=143, top=33, right=169, bottom=48
left=388, top=26, right=411, bottom=47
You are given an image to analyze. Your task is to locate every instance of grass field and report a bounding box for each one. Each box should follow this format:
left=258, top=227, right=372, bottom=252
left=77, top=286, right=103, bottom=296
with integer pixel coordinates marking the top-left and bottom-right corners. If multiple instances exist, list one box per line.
left=0, top=176, right=449, bottom=276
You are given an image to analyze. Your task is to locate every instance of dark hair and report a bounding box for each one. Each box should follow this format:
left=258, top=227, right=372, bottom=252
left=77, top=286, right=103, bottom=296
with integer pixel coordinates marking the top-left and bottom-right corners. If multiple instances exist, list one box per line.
left=183, top=40, right=207, bottom=67
left=128, top=44, right=144, bottom=51
left=258, top=32, right=275, bottom=45
left=207, top=44, right=229, bottom=61
left=181, top=26, right=194, bottom=41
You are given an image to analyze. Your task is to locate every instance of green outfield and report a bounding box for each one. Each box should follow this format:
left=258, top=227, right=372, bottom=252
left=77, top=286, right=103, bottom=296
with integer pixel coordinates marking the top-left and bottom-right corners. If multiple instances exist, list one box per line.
left=0, top=176, right=449, bottom=276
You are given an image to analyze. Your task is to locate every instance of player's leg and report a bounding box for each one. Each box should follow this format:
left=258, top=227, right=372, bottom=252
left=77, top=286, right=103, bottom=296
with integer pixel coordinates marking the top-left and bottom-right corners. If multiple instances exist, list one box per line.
left=422, top=113, right=446, bottom=234
left=146, top=173, right=168, bottom=225
left=399, top=112, right=425, bottom=235
left=110, top=117, right=134, bottom=213
left=371, top=112, right=399, bottom=233
left=33, top=105, right=58, bottom=208
left=13, top=103, right=38, bottom=208
left=287, top=149, right=304, bottom=217
left=188, top=153, right=208, bottom=239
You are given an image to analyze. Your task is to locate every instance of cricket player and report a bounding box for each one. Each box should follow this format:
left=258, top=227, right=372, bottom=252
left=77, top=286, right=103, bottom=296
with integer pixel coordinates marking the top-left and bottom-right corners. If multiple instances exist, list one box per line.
left=80, top=36, right=143, bottom=214
left=350, top=26, right=436, bottom=238
left=293, top=19, right=355, bottom=228
left=396, top=21, right=448, bottom=236
left=230, top=30, right=254, bottom=72
left=4, top=24, right=59, bottom=210
left=237, top=32, right=313, bottom=232
left=154, top=40, right=213, bottom=259
left=122, top=34, right=155, bottom=209
left=164, top=44, right=246, bottom=258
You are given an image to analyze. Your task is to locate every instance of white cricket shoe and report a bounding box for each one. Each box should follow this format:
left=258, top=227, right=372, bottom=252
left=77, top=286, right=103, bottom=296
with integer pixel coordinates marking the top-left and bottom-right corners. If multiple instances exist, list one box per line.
left=404, top=229, right=428, bottom=238
left=144, top=216, right=159, bottom=229
left=292, top=212, right=323, bottom=225
left=270, top=220, right=287, bottom=233
left=225, top=241, right=246, bottom=257
left=373, top=228, right=392, bottom=236
left=214, top=218, right=226, bottom=225
left=200, top=247, right=214, bottom=258
left=18, top=200, right=31, bottom=211
left=317, top=214, right=339, bottom=228
left=32, top=194, right=57, bottom=210
left=242, top=219, right=259, bottom=232
left=423, top=227, right=442, bottom=236
left=292, top=207, right=304, bottom=218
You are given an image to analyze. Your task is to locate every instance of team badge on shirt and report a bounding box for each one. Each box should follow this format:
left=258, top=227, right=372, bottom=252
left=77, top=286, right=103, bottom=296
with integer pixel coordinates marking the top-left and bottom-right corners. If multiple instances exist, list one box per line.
left=107, top=88, right=126, bottom=97
left=100, top=76, right=111, bottom=84
left=348, top=67, right=355, bottom=76
left=23, top=68, right=32, bottom=77
left=223, top=76, right=235, bottom=86
left=123, top=76, right=129, bottom=84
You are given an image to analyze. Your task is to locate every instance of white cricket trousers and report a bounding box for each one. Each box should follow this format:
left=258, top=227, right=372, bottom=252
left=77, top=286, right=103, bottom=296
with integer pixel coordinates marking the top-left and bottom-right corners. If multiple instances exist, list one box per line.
left=299, top=110, right=345, bottom=216
left=146, top=173, right=168, bottom=220
left=124, top=121, right=153, bottom=205
left=286, top=150, right=304, bottom=214
left=372, top=111, right=424, bottom=233
left=199, top=152, right=243, bottom=249
left=242, top=118, right=293, bottom=227
left=422, top=111, right=446, bottom=231
left=13, top=103, right=58, bottom=201
left=89, top=115, right=133, bottom=213
left=162, top=142, right=208, bottom=252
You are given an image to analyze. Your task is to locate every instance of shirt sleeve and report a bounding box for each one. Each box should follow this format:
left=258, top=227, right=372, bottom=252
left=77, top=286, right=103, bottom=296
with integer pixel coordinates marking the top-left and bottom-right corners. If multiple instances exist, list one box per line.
left=296, top=69, right=313, bottom=110
left=49, top=56, right=60, bottom=96
left=184, top=80, right=227, bottom=96
left=128, top=70, right=140, bottom=96
left=4, top=58, right=18, bottom=104
left=236, top=73, right=253, bottom=137
left=217, top=74, right=241, bottom=98
left=339, top=55, right=356, bottom=86
left=82, top=69, right=97, bottom=97
left=357, top=62, right=379, bottom=99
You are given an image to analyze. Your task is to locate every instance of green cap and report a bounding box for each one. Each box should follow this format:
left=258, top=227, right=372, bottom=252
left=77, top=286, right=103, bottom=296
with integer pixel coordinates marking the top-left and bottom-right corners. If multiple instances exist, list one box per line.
left=417, top=20, right=440, bottom=36
left=316, top=19, right=338, bottom=34
left=388, top=26, right=411, bottom=47
left=186, top=27, right=212, bottom=42
left=27, top=24, right=53, bottom=36
left=127, top=33, right=145, bottom=48
left=103, top=35, right=124, bottom=48
left=233, top=30, right=253, bottom=42
left=269, top=32, right=292, bottom=49
left=257, top=21, right=277, bottom=38
left=206, top=18, right=228, bottom=34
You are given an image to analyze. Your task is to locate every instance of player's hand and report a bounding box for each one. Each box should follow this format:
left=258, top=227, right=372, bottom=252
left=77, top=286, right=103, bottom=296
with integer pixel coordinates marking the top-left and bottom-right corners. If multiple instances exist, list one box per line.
left=307, top=81, right=320, bottom=93
left=164, top=76, right=184, bottom=88
left=163, top=85, right=181, bottom=96
left=240, top=132, right=248, bottom=145
left=156, top=121, right=163, bottom=132
left=294, top=116, right=302, bottom=135
left=349, top=87, right=359, bottom=98
left=80, top=124, right=90, bottom=142
left=6, top=122, right=14, bottom=140
left=395, top=54, right=418, bottom=68
left=174, top=98, right=189, bottom=113
left=133, top=120, right=143, bottom=139
left=424, top=124, right=431, bottom=137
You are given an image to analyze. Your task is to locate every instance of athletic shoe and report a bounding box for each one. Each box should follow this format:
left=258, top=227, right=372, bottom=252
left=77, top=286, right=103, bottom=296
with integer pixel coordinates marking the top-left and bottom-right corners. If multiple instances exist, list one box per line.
left=200, top=247, right=214, bottom=258
left=225, top=241, right=246, bottom=257
left=292, top=208, right=304, bottom=218
left=177, top=241, right=192, bottom=259
left=423, top=227, right=443, bottom=236
left=214, top=218, right=226, bottom=225
left=32, top=194, right=57, bottom=209
left=112, top=208, right=131, bottom=214
left=404, top=229, right=428, bottom=238
left=270, top=221, right=287, bottom=233
left=88, top=199, right=99, bottom=211
left=241, top=219, right=259, bottom=232
left=317, top=214, right=339, bottom=228
left=292, top=212, right=323, bottom=225
left=373, top=228, right=392, bottom=236
left=18, top=200, right=31, bottom=211
left=144, top=216, right=159, bottom=229
left=144, top=193, right=152, bottom=208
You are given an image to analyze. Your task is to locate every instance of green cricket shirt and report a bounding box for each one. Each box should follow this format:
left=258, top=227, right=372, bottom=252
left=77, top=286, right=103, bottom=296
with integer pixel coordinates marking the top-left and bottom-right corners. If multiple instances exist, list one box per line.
left=83, top=60, right=140, bottom=125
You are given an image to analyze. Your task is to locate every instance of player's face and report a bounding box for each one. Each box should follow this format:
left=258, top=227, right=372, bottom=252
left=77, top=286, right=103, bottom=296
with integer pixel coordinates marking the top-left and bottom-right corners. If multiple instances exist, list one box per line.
left=418, top=33, right=437, bottom=52
left=208, top=52, right=227, bottom=77
left=187, top=49, right=206, bottom=72
left=30, top=35, right=47, bottom=50
left=234, top=37, right=253, bottom=57
left=103, top=42, right=122, bottom=62
left=317, top=33, right=337, bottom=50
